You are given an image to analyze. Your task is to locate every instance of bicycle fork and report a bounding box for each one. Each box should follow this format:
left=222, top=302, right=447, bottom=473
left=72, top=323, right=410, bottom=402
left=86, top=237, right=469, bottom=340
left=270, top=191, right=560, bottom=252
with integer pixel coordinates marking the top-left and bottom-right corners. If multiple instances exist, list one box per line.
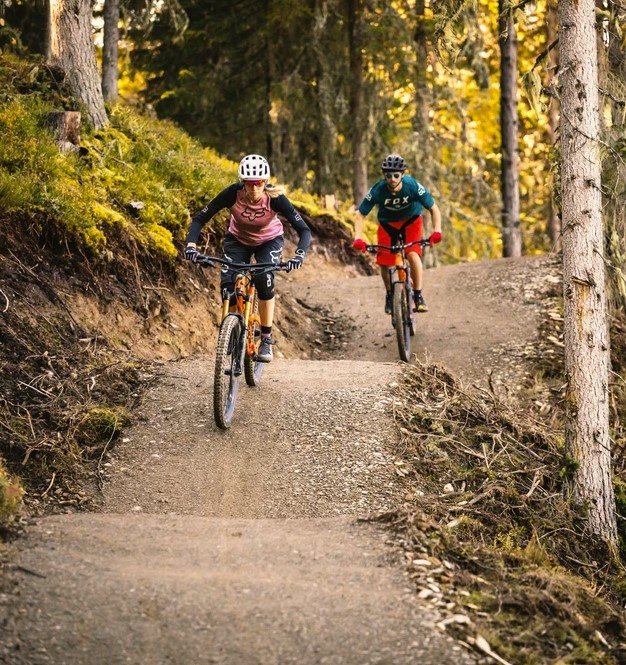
left=221, top=274, right=261, bottom=377
left=222, top=313, right=246, bottom=377
left=227, top=288, right=255, bottom=378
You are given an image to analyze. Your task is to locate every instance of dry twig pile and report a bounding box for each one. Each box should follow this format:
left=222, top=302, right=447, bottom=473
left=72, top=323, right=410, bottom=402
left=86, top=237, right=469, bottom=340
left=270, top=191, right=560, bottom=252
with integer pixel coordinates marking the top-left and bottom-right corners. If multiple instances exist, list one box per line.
left=379, top=361, right=626, bottom=664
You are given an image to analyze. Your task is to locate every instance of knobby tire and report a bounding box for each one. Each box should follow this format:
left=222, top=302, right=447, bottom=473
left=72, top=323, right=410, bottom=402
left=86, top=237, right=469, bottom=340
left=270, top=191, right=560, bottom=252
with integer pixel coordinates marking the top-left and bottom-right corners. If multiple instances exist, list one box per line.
left=405, top=268, right=416, bottom=338
left=393, top=281, right=412, bottom=362
left=214, top=314, right=242, bottom=429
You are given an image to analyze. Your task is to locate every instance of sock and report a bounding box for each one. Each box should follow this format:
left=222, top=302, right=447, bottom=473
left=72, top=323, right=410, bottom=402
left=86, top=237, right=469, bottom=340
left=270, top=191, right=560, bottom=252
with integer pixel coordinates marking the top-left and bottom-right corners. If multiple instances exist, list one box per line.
left=261, top=326, right=272, bottom=338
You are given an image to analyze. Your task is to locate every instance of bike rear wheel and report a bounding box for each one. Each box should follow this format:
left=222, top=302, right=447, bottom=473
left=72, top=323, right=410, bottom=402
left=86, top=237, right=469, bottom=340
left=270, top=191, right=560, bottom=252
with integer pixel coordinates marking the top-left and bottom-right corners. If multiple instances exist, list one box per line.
left=404, top=267, right=416, bottom=337
left=244, top=292, right=264, bottom=387
left=214, top=314, right=242, bottom=429
left=393, top=280, right=412, bottom=362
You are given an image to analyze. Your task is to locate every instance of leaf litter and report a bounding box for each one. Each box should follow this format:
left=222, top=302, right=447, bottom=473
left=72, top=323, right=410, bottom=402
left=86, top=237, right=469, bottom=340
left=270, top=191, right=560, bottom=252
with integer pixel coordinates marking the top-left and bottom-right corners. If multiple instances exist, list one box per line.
left=371, top=360, right=626, bottom=665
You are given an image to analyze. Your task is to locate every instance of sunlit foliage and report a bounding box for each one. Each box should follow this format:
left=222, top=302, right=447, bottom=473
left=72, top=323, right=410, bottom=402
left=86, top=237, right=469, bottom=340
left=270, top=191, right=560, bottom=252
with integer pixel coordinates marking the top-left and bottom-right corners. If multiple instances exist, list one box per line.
left=0, top=54, right=236, bottom=259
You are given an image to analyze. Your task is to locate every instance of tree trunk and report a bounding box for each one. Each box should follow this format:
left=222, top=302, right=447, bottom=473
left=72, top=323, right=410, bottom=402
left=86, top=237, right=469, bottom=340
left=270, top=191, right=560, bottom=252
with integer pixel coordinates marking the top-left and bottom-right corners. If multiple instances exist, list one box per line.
left=498, top=0, right=521, bottom=257
left=545, top=0, right=561, bottom=250
left=102, top=0, right=120, bottom=104
left=559, top=0, right=618, bottom=545
left=265, top=30, right=286, bottom=182
left=47, top=111, right=81, bottom=153
left=47, top=0, right=108, bottom=129
left=597, top=0, right=626, bottom=311
left=347, top=0, right=368, bottom=206
left=312, top=0, right=337, bottom=198
left=412, top=0, right=431, bottom=161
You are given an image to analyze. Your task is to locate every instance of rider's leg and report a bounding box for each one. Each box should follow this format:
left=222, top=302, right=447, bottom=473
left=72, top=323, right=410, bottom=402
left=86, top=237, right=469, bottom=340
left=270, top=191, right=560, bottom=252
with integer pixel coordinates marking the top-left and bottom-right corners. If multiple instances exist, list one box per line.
left=403, top=215, right=424, bottom=291
left=408, top=249, right=428, bottom=312
left=407, top=251, right=423, bottom=290
left=380, top=266, right=391, bottom=290
left=221, top=234, right=253, bottom=308
left=257, top=296, right=275, bottom=362
left=253, top=235, right=284, bottom=362
left=258, top=297, right=275, bottom=328
left=253, top=236, right=284, bottom=325
left=377, top=224, right=397, bottom=314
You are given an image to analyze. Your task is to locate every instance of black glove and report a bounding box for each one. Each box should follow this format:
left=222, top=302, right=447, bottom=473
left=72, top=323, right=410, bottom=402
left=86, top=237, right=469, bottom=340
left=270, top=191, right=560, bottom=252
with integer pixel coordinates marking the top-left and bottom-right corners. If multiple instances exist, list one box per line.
left=285, top=250, right=305, bottom=273
left=184, top=245, right=199, bottom=263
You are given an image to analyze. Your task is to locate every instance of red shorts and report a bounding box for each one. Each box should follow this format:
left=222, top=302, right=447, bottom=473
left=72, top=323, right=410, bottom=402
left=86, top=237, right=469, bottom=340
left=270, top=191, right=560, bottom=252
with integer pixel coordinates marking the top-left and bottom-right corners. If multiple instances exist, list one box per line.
left=376, top=216, right=423, bottom=266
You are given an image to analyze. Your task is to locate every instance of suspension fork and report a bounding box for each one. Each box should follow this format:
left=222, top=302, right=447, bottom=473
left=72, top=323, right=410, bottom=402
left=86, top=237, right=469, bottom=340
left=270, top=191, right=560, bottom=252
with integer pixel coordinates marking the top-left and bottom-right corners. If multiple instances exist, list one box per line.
left=220, top=273, right=248, bottom=322
left=244, top=284, right=260, bottom=357
left=220, top=297, right=230, bottom=322
left=390, top=253, right=405, bottom=292
left=242, top=283, right=254, bottom=328
left=221, top=274, right=249, bottom=376
left=395, top=252, right=413, bottom=316
left=232, top=275, right=252, bottom=373
left=403, top=253, right=413, bottom=303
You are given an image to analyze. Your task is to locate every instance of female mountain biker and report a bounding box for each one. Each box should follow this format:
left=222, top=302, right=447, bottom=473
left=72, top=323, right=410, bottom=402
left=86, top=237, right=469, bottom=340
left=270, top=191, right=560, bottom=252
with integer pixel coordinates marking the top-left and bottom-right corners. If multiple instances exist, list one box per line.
left=184, top=154, right=312, bottom=362
left=352, top=153, right=442, bottom=314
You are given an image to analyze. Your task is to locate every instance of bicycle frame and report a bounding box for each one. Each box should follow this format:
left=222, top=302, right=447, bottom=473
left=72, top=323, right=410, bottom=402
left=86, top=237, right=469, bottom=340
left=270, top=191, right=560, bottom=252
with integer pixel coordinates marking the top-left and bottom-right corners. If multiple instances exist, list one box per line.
left=195, top=254, right=288, bottom=429
left=366, top=237, right=430, bottom=362
left=220, top=272, right=261, bottom=372
left=390, top=250, right=411, bottom=305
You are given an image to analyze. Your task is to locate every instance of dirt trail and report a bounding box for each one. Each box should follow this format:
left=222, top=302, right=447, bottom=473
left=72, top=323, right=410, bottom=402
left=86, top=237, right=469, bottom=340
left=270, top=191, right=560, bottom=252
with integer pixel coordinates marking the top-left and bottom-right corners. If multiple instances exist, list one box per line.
left=0, top=254, right=559, bottom=665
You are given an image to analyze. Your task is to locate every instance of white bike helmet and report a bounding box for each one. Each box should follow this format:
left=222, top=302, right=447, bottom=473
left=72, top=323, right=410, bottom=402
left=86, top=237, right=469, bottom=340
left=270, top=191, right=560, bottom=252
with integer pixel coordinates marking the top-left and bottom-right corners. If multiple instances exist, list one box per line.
left=238, top=154, right=271, bottom=180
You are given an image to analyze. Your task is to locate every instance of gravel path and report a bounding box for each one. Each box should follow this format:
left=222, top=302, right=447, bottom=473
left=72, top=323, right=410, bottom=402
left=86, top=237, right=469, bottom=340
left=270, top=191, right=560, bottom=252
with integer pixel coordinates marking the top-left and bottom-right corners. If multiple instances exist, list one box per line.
left=1, top=255, right=560, bottom=664
left=100, top=359, right=405, bottom=518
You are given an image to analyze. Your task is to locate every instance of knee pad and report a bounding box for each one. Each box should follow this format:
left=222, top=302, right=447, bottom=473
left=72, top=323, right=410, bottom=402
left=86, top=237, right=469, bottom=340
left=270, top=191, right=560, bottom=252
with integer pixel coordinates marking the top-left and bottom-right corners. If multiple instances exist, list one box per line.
left=255, top=272, right=275, bottom=300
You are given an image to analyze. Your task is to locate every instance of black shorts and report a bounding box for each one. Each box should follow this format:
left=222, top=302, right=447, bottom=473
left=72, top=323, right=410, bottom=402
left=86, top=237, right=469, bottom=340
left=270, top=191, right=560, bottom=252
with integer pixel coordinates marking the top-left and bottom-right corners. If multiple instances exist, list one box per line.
left=221, top=233, right=285, bottom=301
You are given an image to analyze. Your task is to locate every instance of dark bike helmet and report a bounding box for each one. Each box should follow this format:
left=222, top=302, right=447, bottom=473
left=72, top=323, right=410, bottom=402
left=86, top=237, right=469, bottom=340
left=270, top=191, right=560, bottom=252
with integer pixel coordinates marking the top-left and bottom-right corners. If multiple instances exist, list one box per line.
left=381, top=154, right=407, bottom=172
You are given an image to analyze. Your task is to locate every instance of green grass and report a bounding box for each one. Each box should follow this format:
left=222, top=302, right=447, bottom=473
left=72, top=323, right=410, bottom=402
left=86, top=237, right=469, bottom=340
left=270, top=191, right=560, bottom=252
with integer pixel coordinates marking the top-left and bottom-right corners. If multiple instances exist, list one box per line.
left=0, top=52, right=359, bottom=261
left=0, top=53, right=236, bottom=258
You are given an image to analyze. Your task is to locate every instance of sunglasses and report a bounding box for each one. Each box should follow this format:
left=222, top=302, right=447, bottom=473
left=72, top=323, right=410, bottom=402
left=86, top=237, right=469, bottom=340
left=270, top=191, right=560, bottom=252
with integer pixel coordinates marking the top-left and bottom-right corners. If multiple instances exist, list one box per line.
left=384, top=172, right=403, bottom=180
left=243, top=180, right=265, bottom=187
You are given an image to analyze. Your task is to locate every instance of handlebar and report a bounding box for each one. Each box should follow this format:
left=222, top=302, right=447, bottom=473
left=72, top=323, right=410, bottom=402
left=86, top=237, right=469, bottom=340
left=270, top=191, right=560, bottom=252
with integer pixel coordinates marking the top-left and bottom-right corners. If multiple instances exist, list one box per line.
left=365, top=239, right=431, bottom=254
left=194, top=253, right=290, bottom=273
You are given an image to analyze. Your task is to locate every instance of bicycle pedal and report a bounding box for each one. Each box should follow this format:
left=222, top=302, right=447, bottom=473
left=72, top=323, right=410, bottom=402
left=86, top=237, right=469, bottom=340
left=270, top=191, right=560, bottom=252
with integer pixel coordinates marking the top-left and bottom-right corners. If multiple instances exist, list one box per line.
left=224, top=369, right=232, bottom=376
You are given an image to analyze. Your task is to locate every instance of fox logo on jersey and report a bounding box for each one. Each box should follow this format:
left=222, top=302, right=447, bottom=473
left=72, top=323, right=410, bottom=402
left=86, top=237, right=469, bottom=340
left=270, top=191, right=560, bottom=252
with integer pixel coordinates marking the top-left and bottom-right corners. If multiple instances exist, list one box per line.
left=242, top=206, right=267, bottom=221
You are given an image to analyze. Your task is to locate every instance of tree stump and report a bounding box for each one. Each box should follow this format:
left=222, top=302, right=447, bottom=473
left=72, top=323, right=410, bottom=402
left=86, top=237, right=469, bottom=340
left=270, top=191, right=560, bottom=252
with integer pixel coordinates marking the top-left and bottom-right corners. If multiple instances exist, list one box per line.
left=47, top=111, right=81, bottom=154
left=323, top=194, right=337, bottom=211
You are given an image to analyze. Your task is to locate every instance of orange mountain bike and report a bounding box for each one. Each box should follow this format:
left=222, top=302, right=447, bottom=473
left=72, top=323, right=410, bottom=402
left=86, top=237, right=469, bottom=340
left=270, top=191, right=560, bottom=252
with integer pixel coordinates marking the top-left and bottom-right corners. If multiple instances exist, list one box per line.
left=366, top=238, right=430, bottom=363
left=197, top=254, right=288, bottom=429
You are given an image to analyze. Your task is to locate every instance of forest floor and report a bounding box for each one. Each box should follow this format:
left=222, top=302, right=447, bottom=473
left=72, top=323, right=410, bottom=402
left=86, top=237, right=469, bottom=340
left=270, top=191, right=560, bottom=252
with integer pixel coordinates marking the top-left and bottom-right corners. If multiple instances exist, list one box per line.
left=0, top=251, right=567, bottom=665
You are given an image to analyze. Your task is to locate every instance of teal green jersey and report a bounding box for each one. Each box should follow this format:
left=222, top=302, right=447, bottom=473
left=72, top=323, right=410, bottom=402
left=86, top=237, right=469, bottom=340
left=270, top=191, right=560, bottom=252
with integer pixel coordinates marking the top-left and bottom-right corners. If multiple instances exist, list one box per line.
left=357, top=176, right=435, bottom=222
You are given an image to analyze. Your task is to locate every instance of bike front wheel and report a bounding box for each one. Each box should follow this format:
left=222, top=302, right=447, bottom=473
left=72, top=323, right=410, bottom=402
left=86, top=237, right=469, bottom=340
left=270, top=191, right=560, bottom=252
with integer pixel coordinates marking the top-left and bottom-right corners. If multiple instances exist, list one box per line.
left=214, top=314, right=242, bottom=429
left=393, top=281, right=412, bottom=362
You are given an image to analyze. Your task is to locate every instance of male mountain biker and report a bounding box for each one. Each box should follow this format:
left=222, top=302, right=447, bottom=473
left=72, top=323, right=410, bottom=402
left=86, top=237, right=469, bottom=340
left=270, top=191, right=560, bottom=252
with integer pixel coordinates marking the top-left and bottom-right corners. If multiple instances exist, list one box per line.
left=352, top=153, right=442, bottom=313
left=184, top=154, right=311, bottom=362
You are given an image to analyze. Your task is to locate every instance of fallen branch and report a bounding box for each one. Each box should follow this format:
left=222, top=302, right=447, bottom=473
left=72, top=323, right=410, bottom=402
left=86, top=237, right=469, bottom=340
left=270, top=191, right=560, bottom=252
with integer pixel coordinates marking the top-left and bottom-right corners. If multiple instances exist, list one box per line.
left=41, top=471, right=56, bottom=498
left=0, top=287, right=9, bottom=312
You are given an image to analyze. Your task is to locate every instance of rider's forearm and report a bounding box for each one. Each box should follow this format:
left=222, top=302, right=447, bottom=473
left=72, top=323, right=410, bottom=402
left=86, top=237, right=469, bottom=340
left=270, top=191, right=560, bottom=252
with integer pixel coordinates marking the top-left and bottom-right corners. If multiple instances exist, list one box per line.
left=354, top=212, right=366, bottom=239
left=429, top=203, right=442, bottom=233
